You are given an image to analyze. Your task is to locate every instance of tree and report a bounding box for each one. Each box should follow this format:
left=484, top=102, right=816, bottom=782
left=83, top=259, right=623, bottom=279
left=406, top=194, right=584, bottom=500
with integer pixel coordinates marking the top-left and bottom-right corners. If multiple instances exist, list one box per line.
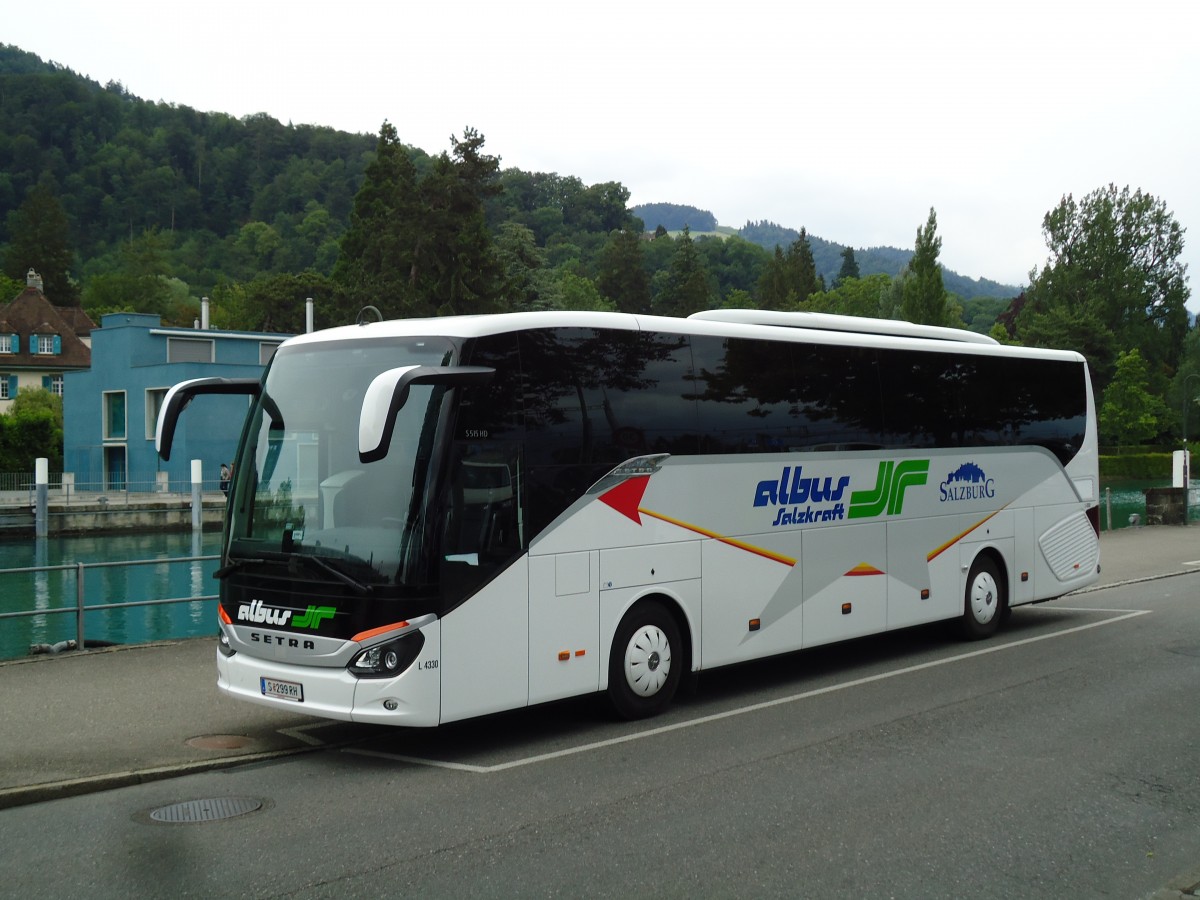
left=1018, top=184, right=1190, bottom=392
left=900, top=208, right=949, bottom=326
left=757, top=229, right=823, bottom=309
left=332, top=121, right=423, bottom=318
left=1100, top=348, right=1168, bottom=448
left=0, top=387, right=63, bottom=471
left=597, top=229, right=651, bottom=314
left=806, top=273, right=892, bottom=317
left=334, top=123, right=504, bottom=319
left=3, top=179, right=79, bottom=304
left=655, top=227, right=714, bottom=317
left=833, top=246, right=860, bottom=288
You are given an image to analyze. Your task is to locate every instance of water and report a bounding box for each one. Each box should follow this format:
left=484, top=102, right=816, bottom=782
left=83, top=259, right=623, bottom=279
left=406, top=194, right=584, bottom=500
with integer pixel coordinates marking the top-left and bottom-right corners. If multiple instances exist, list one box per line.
left=1100, top=479, right=1200, bottom=530
left=0, top=530, right=222, bottom=661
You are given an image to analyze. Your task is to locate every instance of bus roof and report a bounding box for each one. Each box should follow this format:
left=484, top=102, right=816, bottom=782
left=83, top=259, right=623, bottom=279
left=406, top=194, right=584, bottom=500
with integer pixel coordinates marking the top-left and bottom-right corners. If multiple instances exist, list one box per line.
left=687, top=309, right=999, bottom=345
left=281, top=309, right=1083, bottom=364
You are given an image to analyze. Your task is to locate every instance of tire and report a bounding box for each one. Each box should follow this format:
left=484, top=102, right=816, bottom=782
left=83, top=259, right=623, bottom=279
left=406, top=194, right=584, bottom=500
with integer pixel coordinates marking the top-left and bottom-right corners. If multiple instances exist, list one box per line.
left=961, top=555, right=1004, bottom=640
left=608, top=600, right=683, bottom=720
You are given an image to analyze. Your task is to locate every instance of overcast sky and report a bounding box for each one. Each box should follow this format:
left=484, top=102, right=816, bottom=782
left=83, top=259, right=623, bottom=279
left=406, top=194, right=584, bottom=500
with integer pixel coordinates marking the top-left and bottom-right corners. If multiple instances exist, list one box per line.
left=7, top=0, right=1199, bottom=306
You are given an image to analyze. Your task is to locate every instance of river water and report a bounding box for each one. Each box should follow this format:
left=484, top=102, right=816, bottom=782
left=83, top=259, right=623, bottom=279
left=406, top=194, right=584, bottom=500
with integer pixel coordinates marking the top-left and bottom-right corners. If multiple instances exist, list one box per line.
left=0, top=529, right=222, bottom=662
left=1100, top=479, right=1200, bottom=530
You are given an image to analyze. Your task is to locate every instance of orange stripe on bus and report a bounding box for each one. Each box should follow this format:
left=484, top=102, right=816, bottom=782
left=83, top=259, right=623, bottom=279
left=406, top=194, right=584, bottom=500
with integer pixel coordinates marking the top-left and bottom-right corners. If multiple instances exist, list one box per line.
left=845, top=563, right=885, bottom=576
left=352, top=621, right=410, bottom=643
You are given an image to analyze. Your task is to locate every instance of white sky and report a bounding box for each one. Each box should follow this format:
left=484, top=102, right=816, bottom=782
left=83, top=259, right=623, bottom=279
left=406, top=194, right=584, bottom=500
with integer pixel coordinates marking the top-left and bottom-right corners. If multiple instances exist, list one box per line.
left=7, top=0, right=1199, bottom=307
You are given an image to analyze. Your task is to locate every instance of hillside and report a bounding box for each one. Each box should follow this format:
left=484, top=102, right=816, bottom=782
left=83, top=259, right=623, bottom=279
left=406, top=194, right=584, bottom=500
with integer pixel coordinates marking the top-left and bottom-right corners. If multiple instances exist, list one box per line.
left=635, top=205, right=1020, bottom=302
left=0, top=43, right=1016, bottom=332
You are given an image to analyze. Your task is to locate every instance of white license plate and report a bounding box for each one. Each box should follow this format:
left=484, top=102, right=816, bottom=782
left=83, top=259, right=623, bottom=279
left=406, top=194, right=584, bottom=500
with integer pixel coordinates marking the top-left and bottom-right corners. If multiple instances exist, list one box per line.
left=260, top=677, right=304, bottom=702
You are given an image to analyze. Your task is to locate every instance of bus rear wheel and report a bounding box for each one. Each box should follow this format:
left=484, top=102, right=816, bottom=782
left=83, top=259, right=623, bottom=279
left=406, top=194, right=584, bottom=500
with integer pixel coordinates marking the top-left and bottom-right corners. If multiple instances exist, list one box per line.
left=961, top=555, right=1004, bottom=640
left=608, top=600, right=682, bottom=720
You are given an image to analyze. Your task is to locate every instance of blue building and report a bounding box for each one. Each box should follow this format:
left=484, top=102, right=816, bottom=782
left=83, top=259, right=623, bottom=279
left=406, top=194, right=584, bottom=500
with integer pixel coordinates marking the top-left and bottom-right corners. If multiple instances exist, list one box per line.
left=63, top=313, right=291, bottom=491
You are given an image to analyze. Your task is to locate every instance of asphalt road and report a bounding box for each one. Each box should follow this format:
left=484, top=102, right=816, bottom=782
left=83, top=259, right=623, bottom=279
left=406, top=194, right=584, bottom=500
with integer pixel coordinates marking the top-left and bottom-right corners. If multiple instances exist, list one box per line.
left=3, top=575, right=1199, bottom=899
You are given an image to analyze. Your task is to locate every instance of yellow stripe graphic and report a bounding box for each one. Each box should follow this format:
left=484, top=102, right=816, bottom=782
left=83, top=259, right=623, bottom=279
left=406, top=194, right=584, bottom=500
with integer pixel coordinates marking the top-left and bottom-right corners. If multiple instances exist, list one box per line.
left=640, top=508, right=797, bottom=566
left=927, top=508, right=1006, bottom=562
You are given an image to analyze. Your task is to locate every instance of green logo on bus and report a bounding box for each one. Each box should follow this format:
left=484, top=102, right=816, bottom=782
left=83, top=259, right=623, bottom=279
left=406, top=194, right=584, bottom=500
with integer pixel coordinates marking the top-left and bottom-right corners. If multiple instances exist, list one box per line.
left=849, top=460, right=930, bottom=519
left=292, top=605, right=336, bottom=630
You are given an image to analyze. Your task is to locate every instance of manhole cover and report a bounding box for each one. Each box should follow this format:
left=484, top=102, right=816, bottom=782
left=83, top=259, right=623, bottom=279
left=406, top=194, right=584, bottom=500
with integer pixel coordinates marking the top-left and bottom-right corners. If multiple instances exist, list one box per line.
left=149, top=797, right=263, bottom=824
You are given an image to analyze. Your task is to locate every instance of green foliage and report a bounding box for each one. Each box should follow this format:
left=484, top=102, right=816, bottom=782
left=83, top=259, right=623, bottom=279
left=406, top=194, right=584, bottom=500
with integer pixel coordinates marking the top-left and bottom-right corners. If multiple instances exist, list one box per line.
left=833, top=246, right=860, bottom=287
left=630, top=203, right=716, bottom=232
left=333, top=123, right=505, bottom=319
left=959, top=296, right=1010, bottom=334
left=1098, top=452, right=1174, bottom=480
left=597, top=229, right=651, bottom=314
left=1018, top=184, right=1189, bottom=393
left=654, top=227, right=715, bottom=317
left=758, top=230, right=823, bottom=310
left=1100, top=349, right=1168, bottom=447
left=0, top=271, right=23, bottom=300
left=900, top=208, right=950, bottom=326
left=737, top=219, right=1017, bottom=302
left=805, top=273, right=892, bottom=317
left=4, top=179, right=79, bottom=303
left=0, top=387, right=63, bottom=471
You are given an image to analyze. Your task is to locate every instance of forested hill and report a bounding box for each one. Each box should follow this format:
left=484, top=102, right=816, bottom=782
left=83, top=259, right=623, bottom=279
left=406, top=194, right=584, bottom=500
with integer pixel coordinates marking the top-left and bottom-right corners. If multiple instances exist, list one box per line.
left=0, top=42, right=1016, bottom=323
left=0, top=44, right=384, bottom=300
left=634, top=204, right=1019, bottom=301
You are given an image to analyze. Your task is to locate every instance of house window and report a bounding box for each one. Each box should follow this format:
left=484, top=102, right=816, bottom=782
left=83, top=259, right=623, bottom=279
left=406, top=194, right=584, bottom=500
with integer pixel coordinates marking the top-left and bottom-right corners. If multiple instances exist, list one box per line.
left=0, top=335, right=11, bottom=353
left=167, top=337, right=214, bottom=363
left=37, top=335, right=59, bottom=355
left=104, top=391, right=127, bottom=440
left=259, top=342, right=280, bottom=365
left=43, top=374, right=63, bottom=396
left=145, top=388, right=168, bottom=439
left=0, top=375, right=10, bottom=400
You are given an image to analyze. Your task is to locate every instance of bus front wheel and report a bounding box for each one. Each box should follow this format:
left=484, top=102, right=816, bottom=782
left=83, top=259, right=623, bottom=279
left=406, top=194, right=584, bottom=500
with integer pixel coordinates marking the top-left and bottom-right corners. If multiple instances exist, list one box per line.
left=608, top=600, right=683, bottom=719
left=961, top=555, right=1004, bottom=640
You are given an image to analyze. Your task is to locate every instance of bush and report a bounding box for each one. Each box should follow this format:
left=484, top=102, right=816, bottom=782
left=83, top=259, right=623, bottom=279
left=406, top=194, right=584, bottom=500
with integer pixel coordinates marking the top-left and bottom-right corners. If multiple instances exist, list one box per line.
left=1099, top=453, right=1174, bottom=480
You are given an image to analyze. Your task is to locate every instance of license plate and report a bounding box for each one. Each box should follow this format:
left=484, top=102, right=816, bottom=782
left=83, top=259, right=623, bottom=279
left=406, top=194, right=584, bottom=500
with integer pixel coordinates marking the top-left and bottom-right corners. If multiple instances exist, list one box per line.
left=260, top=677, right=304, bottom=702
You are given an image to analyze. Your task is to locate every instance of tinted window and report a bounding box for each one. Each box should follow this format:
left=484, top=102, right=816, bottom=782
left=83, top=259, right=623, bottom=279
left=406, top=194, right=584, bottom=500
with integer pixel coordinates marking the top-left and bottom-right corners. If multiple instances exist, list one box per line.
left=691, top=336, right=884, bottom=452
left=518, top=328, right=696, bottom=538
left=878, top=348, right=1087, bottom=465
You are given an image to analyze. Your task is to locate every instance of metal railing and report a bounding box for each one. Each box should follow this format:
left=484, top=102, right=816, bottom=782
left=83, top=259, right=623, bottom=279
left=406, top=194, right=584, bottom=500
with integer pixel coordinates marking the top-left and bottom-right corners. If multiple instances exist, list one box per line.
left=0, top=473, right=226, bottom=510
left=0, top=554, right=220, bottom=654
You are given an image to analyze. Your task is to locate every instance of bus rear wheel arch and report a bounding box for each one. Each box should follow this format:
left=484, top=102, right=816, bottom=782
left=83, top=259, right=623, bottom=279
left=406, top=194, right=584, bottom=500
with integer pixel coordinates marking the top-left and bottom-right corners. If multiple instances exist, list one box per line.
left=961, top=552, right=1007, bottom=640
left=607, top=598, right=686, bottom=720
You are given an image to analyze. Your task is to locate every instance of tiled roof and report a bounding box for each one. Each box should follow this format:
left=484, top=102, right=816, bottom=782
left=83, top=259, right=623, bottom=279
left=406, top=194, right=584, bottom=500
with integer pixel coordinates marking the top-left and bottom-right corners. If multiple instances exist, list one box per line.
left=0, top=287, right=93, bottom=369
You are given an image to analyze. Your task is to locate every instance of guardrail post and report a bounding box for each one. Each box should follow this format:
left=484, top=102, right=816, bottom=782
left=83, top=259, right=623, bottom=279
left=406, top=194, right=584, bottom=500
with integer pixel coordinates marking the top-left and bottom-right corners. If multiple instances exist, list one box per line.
left=35, top=457, right=48, bottom=537
left=76, top=561, right=86, bottom=649
left=191, top=459, right=203, bottom=531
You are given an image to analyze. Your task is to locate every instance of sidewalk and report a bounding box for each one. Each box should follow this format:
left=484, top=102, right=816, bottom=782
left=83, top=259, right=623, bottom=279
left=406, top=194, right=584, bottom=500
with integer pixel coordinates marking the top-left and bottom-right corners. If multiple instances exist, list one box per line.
left=1, top=525, right=1197, bottom=810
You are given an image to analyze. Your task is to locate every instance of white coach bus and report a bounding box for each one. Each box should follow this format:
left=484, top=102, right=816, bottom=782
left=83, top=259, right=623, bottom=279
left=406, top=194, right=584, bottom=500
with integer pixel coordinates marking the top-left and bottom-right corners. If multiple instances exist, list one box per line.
left=156, top=309, right=1100, bottom=725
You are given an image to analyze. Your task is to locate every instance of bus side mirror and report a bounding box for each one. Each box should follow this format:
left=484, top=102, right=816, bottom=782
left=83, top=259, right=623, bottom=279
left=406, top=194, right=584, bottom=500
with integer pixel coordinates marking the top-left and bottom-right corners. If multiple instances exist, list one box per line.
left=156, top=377, right=262, bottom=461
left=359, top=365, right=495, bottom=464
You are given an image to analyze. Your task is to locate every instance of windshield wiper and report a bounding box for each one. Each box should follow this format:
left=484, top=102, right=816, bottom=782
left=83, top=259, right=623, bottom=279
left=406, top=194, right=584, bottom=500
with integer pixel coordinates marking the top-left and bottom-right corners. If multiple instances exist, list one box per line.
left=293, top=552, right=373, bottom=596
left=213, top=555, right=267, bottom=580
left=215, top=551, right=372, bottom=595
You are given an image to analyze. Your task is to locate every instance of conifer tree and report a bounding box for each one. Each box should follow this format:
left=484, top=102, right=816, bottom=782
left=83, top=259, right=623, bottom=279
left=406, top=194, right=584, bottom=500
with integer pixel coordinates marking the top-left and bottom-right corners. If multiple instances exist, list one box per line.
left=3, top=180, right=79, bottom=304
left=900, top=207, right=948, bottom=326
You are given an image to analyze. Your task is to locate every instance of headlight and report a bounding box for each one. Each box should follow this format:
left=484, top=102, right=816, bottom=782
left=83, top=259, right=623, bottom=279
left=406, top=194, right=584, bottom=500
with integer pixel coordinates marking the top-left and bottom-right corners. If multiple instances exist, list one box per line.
left=217, top=628, right=236, bottom=658
left=349, top=631, right=425, bottom=678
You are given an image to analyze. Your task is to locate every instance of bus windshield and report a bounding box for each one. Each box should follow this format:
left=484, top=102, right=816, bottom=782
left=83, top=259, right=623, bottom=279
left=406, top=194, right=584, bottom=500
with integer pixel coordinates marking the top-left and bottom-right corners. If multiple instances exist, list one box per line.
left=227, top=337, right=456, bottom=589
